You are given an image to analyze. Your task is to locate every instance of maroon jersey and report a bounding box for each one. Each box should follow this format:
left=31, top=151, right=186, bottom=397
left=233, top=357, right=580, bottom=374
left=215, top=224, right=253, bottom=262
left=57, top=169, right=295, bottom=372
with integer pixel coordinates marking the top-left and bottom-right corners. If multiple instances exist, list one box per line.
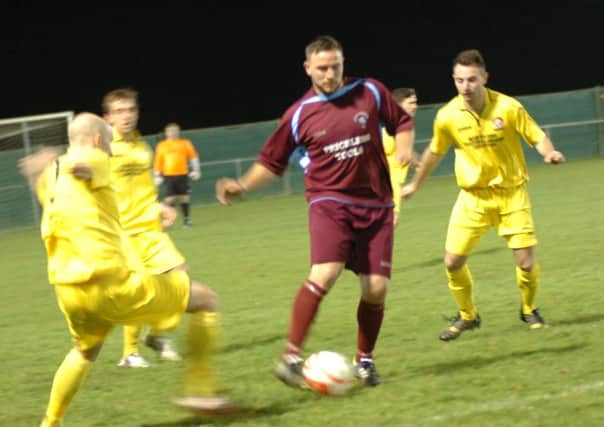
left=258, top=77, right=413, bottom=206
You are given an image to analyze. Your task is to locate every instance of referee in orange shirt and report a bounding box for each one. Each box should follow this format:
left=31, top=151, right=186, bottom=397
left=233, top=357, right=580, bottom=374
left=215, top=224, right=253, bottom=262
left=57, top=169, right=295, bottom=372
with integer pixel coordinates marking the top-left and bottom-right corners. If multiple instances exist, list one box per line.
left=154, top=123, right=201, bottom=227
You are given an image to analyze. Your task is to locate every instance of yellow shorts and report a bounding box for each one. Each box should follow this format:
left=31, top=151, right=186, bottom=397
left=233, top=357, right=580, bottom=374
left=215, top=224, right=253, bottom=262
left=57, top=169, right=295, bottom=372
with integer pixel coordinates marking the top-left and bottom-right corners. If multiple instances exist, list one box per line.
left=389, top=164, right=409, bottom=214
left=54, top=270, right=190, bottom=351
left=445, top=184, right=537, bottom=255
left=127, top=230, right=186, bottom=274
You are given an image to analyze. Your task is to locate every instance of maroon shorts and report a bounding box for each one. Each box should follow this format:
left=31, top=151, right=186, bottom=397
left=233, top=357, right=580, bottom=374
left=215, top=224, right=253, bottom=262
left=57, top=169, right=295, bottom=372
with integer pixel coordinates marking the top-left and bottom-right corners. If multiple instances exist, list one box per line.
left=308, top=200, right=393, bottom=278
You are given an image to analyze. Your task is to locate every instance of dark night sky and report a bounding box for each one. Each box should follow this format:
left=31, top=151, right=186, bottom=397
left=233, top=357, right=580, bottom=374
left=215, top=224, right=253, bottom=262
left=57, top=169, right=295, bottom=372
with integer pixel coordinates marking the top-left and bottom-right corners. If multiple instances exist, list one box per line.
left=2, top=2, right=603, bottom=134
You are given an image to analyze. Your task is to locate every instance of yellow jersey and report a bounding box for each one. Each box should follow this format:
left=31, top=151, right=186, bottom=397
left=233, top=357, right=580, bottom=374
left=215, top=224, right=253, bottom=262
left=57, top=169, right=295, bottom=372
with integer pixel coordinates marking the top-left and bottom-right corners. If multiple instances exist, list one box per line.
left=154, top=138, right=198, bottom=176
left=430, top=88, right=545, bottom=189
left=381, top=127, right=409, bottom=176
left=110, top=129, right=162, bottom=235
left=37, top=146, right=128, bottom=285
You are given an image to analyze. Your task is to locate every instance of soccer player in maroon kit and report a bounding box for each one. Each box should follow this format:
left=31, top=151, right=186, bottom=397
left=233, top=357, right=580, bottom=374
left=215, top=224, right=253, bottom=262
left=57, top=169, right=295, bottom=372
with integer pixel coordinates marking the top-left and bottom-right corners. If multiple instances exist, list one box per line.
left=216, top=35, right=415, bottom=387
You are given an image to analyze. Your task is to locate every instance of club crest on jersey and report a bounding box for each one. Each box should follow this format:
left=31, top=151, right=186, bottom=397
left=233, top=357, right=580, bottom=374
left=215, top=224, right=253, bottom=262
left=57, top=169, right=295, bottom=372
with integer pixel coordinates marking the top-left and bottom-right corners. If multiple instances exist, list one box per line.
left=493, top=117, right=504, bottom=130
left=353, top=111, right=369, bottom=128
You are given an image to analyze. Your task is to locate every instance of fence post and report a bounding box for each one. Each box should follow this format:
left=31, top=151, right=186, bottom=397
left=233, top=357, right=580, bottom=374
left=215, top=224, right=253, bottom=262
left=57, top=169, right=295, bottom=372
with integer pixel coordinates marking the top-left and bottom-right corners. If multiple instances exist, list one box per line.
left=21, top=122, right=40, bottom=226
left=595, top=86, right=604, bottom=155
left=235, top=158, right=243, bottom=179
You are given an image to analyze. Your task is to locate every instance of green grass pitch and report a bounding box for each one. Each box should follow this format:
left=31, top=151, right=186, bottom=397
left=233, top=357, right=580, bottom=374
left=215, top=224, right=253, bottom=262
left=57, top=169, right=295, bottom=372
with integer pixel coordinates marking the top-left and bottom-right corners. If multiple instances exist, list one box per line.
left=1, top=157, right=603, bottom=426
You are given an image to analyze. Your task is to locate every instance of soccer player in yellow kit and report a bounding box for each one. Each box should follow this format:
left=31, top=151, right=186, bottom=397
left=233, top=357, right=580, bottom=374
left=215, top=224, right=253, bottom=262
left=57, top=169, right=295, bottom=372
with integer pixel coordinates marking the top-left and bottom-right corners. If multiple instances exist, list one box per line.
left=402, top=49, right=565, bottom=341
left=20, top=113, right=238, bottom=427
left=382, top=88, right=418, bottom=225
left=102, top=88, right=184, bottom=367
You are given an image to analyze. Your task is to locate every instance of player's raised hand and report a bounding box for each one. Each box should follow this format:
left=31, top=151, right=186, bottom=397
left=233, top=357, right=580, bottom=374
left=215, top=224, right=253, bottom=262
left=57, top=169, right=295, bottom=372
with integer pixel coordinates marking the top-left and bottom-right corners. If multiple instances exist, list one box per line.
left=216, top=177, right=244, bottom=205
left=544, top=150, right=565, bottom=164
left=18, top=146, right=63, bottom=185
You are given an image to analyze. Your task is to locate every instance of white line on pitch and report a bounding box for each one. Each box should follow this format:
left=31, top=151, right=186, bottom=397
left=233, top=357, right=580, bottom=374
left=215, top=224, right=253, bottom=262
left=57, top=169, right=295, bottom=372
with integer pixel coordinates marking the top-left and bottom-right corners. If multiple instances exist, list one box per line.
left=430, top=380, right=604, bottom=423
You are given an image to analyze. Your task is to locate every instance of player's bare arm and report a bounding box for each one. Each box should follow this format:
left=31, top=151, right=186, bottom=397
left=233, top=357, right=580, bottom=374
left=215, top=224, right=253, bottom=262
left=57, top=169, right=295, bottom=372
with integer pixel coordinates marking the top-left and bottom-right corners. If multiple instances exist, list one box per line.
left=216, top=162, right=277, bottom=205
left=394, top=129, right=418, bottom=168
left=401, top=148, right=444, bottom=200
left=535, top=137, right=565, bottom=164
left=18, top=146, right=63, bottom=188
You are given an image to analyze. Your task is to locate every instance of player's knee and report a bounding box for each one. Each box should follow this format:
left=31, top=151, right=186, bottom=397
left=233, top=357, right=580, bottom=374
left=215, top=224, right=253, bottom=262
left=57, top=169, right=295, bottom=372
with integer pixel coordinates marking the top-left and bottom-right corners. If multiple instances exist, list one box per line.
left=516, top=258, right=535, bottom=272
left=513, top=247, right=535, bottom=271
left=444, top=252, right=466, bottom=271
left=362, top=283, right=387, bottom=304
left=79, top=343, right=103, bottom=362
left=308, top=263, right=344, bottom=290
left=187, top=280, right=219, bottom=313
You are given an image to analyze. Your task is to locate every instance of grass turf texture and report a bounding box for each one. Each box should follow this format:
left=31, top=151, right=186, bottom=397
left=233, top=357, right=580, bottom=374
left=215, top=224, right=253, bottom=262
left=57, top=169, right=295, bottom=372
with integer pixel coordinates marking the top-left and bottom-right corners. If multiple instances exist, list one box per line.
left=1, top=157, right=603, bottom=426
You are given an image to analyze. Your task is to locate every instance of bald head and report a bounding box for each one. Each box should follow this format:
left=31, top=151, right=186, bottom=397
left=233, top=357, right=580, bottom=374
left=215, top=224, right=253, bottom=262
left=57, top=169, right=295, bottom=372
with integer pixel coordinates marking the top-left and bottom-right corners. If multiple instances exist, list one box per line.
left=68, top=113, right=112, bottom=154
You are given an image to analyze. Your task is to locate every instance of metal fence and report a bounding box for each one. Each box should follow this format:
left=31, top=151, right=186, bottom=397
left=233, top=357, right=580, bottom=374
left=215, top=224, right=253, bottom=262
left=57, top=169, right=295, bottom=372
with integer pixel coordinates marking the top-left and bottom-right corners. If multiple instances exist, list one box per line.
left=1, top=116, right=603, bottom=231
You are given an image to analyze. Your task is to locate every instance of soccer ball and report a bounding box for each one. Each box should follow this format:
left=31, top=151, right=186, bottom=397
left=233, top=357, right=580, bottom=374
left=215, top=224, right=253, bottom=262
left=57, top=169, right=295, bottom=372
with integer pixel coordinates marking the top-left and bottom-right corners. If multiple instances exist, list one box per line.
left=302, top=351, right=356, bottom=396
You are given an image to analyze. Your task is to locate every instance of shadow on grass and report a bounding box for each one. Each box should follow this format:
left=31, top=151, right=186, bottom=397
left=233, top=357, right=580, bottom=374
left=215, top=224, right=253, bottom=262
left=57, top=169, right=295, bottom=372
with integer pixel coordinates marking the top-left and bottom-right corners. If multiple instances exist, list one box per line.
left=222, top=334, right=283, bottom=354
left=393, top=246, right=506, bottom=272
left=139, top=400, right=298, bottom=426
left=410, top=342, right=587, bottom=376
left=553, top=313, right=604, bottom=327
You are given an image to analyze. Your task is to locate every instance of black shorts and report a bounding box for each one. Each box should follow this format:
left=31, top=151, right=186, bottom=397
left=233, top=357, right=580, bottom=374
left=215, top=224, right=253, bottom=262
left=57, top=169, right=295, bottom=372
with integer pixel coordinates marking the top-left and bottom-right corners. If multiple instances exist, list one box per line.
left=163, top=175, right=190, bottom=196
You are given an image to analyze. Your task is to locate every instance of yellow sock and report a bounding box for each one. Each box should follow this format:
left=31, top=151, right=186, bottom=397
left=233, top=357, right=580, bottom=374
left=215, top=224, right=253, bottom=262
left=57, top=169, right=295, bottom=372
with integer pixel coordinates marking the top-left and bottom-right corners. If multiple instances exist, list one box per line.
left=517, top=263, right=540, bottom=314
left=40, top=416, right=62, bottom=427
left=182, top=311, right=223, bottom=396
left=41, top=348, right=92, bottom=426
left=123, top=324, right=142, bottom=357
left=446, top=265, right=477, bottom=320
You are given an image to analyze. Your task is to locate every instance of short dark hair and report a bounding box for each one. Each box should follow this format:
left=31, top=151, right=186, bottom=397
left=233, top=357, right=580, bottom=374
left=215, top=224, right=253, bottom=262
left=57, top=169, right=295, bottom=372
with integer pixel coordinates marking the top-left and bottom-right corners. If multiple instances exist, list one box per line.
left=305, top=35, right=343, bottom=60
left=391, top=88, right=416, bottom=103
left=102, top=88, right=138, bottom=113
left=453, top=49, right=486, bottom=69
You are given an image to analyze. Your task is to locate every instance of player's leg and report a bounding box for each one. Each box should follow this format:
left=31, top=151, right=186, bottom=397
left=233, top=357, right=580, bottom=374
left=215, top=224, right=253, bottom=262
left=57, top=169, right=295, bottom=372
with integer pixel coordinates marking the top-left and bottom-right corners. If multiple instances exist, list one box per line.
left=110, top=268, right=238, bottom=414
left=179, top=194, right=191, bottom=226
left=289, top=262, right=344, bottom=356
left=41, top=344, right=103, bottom=427
left=42, top=283, right=111, bottom=426
left=513, top=246, right=544, bottom=327
left=176, top=278, right=242, bottom=414
left=117, top=324, right=149, bottom=367
left=440, top=190, right=490, bottom=341
left=356, top=274, right=388, bottom=386
left=498, top=185, right=544, bottom=329
left=126, top=232, right=186, bottom=362
left=274, top=200, right=351, bottom=387
left=180, top=279, right=222, bottom=395
left=274, top=261, right=345, bottom=387
left=163, top=176, right=177, bottom=208
left=144, top=329, right=181, bottom=361
left=350, top=205, right=392, bottom=386
left=176, top=176, right=192, bottom=226
left=163, top=195, right=176, bottom=207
